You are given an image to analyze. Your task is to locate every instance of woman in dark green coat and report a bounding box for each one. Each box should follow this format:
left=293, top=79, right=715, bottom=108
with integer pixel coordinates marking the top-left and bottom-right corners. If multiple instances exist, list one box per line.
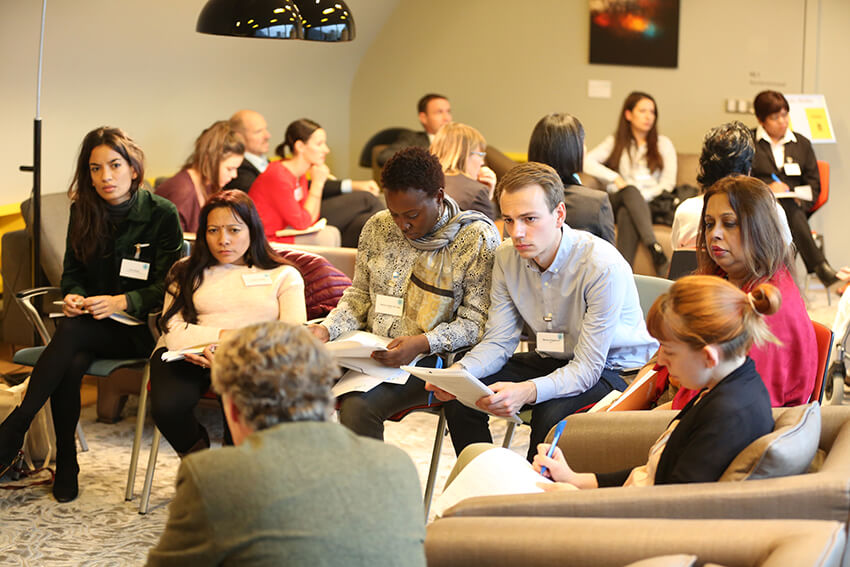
left=0, top=127, right=182, bottom=502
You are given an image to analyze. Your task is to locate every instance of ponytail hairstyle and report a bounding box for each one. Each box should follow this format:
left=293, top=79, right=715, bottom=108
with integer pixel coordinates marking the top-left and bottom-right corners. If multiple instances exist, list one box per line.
left=275, top=118, right=321, bottom=159
left=161, top=190, right=291, bottom=329
left=603, top=91, right=663, bottom=174
left=182, top=120, right=245, bottom=195
left=646, top=275, right=782, bottom=360
left=67, top=126, right=145, bottom=263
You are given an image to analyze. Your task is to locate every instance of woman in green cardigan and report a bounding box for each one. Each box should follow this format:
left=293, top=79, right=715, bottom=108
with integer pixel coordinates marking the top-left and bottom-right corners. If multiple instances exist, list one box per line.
left=0, top=127, right=183, bottom=502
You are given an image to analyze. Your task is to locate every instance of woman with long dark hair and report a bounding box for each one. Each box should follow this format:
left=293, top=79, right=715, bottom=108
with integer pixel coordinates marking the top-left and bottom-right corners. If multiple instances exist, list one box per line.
left=671, top=175, right=816, bottom=409
left=0, top=127, right=183, bottom=501
left=249, top=118, right=384, bottom=247
left=585, top=92, right=677, bottom=272
left=149, top=190, right=307, bottom=456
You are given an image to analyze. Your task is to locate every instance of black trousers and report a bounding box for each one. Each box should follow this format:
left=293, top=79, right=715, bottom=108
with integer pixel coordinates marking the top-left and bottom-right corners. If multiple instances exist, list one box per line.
left=609, top=185, right=657, bottom=265
left=337, top=355, right=441, bottom=440
left=149, top=347, right=231, bottom=453
left=780, top=199, right=825, bottom=272
left=321, top=192, right=385, bottom=248
left=443, top=352, right=627, bottom=461
left=17, top=317, right=152, bottom=462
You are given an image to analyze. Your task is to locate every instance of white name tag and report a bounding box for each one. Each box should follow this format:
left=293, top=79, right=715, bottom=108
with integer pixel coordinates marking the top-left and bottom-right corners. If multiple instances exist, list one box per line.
left=375, top=294, right=404, bottom=317
left=242, top=272, right=273, bottom=287
left=783, top=162, right=802, bottom=176
left=537, top=332, right=565, bottom=353
left=294, top=186, right=304, bottom=201
left=119, top=258, right=150, bottom=280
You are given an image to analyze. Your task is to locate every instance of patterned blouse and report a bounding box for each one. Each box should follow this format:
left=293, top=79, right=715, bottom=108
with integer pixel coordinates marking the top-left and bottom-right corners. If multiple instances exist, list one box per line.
left=321, top=205, right=500, bottom=354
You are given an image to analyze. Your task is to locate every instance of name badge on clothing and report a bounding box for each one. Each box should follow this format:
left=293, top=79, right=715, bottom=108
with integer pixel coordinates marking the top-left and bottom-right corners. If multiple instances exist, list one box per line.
left=783, top=162, right=802, bottom=176
left=119, top=258, right=150, bottom=280
left=375, top=294, right=404, bottom=317
left=537, top=332, right=565, bottom=353
left=242, top=272, right=273, bottom=287
left=294, top=186, right=304, bottom=201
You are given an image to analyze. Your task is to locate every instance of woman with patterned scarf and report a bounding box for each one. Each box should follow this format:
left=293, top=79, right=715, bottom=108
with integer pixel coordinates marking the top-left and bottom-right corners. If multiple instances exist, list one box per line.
left=309, top=147, right=501, bottom=441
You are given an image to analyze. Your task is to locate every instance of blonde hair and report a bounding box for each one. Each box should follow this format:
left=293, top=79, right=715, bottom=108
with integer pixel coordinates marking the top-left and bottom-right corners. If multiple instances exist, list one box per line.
left=430, top=122, right=486, bottom=176
left=646, top=275, right=781, bottom=359
left=212, top=322, right=338, bottom=430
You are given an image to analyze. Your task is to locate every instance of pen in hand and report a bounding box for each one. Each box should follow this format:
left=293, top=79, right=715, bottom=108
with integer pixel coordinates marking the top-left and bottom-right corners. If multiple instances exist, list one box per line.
left=539, top=419, right=568, bottom=478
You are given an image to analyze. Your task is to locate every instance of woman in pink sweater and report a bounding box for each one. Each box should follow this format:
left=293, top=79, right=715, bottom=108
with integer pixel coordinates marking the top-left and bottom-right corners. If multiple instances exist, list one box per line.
left=672, top=175, right=816, bottom=409
left=149, top=190, right=307, bottom=455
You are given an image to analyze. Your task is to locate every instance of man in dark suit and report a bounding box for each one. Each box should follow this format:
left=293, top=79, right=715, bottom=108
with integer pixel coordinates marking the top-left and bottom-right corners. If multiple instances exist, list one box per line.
left=228, top=110, right=384, bottom=247
left=146, top=322, right=426, bottom=567
left=376, top=94, right=452, bottom=166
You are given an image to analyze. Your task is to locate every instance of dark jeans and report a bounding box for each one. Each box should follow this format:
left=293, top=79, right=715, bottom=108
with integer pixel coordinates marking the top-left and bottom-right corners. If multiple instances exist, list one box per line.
left=149, top=346, right=232, bottom=453
left=321, top=192, right=385, bottom=248
left=443, top=352, right=628, bottom=461
left=337, top=354, right=441, bottom=440
left=609, top=185, right=657, bottom=265
left=780, top=198, right=825, bottom=272
left=16, top=317, right=152, bottom=461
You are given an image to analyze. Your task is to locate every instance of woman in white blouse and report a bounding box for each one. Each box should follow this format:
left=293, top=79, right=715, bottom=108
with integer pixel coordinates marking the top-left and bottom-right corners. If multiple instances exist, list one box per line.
left=150, top=190, right=306, bottom=455
left=585, top=91, right=677, bottom=273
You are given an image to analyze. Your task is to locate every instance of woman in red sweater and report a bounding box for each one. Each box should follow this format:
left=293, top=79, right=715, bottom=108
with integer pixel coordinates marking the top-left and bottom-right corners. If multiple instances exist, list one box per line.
left=672, top=175, right=816, bottom=408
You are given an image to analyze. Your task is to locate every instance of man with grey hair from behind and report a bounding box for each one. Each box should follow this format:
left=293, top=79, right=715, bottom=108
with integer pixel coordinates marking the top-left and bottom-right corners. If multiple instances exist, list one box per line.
left=146, top=322, right=426, bottom=567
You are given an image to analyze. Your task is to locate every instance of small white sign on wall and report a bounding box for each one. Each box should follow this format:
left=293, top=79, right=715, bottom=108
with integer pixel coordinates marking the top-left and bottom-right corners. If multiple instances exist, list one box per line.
left=587, top=79, right=612, bottom=99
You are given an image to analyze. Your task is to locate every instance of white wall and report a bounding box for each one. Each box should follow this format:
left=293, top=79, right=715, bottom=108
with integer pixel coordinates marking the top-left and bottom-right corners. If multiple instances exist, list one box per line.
left=349, top=0, right=848, bottom=266
left=0, top=0, right=398, bottom=203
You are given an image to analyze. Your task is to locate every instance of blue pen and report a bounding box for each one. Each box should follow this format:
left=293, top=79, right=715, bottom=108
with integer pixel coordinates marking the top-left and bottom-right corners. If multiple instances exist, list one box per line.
left=427, top=357, right=444, bottom=406
left=771, top=173, right=781, bottom=183
left=539, top=419, right=568, bottom=477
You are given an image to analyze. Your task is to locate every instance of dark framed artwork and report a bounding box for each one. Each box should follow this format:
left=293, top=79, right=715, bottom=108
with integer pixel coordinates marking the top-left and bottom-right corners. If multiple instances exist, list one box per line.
left=589, top=0, right=680, bottom=68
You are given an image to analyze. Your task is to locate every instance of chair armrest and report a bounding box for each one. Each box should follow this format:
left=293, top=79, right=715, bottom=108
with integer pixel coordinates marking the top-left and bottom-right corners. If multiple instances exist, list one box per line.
left=15, top=286, right=62, bottom=302
left=426, top=517, right=846, bottom=567
left=14, top=286, right=62, bottom=345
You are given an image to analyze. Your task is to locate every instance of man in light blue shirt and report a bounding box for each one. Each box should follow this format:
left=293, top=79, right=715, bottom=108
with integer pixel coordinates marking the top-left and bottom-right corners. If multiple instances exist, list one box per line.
left=430, top=162, right=657, bottom=460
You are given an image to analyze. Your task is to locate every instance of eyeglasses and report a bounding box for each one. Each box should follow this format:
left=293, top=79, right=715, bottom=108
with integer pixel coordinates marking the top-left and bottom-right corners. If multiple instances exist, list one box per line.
left=470, top=151, right=486, bottom=158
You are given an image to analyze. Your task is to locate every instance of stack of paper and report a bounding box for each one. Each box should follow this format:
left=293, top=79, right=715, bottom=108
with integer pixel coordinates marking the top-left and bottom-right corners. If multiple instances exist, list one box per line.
left=327, top=331, right=419, bottom=397
left=161, top=345, right=213, bottom=363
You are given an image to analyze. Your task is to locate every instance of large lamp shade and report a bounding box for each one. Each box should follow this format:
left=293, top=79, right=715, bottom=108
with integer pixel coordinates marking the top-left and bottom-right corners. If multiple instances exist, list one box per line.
left=196, top=0, right=303, bottom=39
left=298, top=0, right=356, bottom=42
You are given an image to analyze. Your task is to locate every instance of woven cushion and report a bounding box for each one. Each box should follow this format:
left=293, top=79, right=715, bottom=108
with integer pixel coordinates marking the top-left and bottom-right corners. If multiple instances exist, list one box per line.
left=720, top=402, right=821, bottom=482
left=276, top=248, right=351, bottom=319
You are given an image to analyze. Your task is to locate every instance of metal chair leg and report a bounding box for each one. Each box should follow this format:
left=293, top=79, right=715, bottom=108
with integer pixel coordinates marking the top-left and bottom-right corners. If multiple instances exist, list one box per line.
left=76, top=423, right=88, bottom=453
left=423, top=408, right=447, bottom=520
left=125, top=364, right=150, bottom=501
left=139, top=427, right=161, bottom=515
left=501, top=421, right=516, bottom=449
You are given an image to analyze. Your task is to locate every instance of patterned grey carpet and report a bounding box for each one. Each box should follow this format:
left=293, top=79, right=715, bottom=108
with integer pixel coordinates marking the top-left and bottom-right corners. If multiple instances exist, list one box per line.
left=0, top=399, right=528, bottom=566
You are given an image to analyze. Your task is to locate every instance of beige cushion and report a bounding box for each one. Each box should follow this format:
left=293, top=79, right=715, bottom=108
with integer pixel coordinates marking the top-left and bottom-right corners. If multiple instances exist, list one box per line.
left=624, top=555, right=697, bottom=567
left=720, top=403, right=821, bottom=482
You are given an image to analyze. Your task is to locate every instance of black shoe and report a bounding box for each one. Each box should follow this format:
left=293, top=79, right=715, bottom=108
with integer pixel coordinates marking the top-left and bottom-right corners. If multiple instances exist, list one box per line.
left=0, top=407, right=29, bottom=471
left=815, top=262, right=840, bottom=288
left=53, top=459, right=79, bottom=502
left=650, top=242, right=668, bottom=272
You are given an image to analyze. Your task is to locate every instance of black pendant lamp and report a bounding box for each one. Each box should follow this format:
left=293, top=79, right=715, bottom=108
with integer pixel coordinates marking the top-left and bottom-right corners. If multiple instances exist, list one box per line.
left=298, top=0, right=356, bottom=42
left=196, top=0, right=355, bottom=42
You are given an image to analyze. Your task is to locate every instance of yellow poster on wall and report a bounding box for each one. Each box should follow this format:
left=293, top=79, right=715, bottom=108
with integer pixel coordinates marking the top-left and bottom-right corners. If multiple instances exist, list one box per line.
left=805, top=107, right=833, bottom=140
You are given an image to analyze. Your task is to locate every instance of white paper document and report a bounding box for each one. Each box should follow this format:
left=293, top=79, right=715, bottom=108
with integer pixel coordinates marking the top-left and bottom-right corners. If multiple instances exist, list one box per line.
left=161, top=344, right=215, bottom=363
left=433, top=448, right=571, bottom=517
left=324, top=330, right=390, bottom=358
left=774, top=185, right=813, bottom=201
left=400, top=366, right=521, bottom=423
left=275, top=217, right=328, bottom=238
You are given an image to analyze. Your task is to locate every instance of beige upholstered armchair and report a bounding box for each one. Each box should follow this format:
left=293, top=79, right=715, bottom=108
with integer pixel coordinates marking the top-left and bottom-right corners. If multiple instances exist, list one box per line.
left=426, top=517, right=846, bottom=567
left=442, top=406, right=850, bottom=524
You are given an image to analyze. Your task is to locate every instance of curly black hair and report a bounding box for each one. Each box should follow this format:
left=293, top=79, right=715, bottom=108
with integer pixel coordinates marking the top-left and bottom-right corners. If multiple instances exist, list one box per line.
left=380, top=146, right=445, bottom=197
left=697, top=121, right=754, bottom=188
